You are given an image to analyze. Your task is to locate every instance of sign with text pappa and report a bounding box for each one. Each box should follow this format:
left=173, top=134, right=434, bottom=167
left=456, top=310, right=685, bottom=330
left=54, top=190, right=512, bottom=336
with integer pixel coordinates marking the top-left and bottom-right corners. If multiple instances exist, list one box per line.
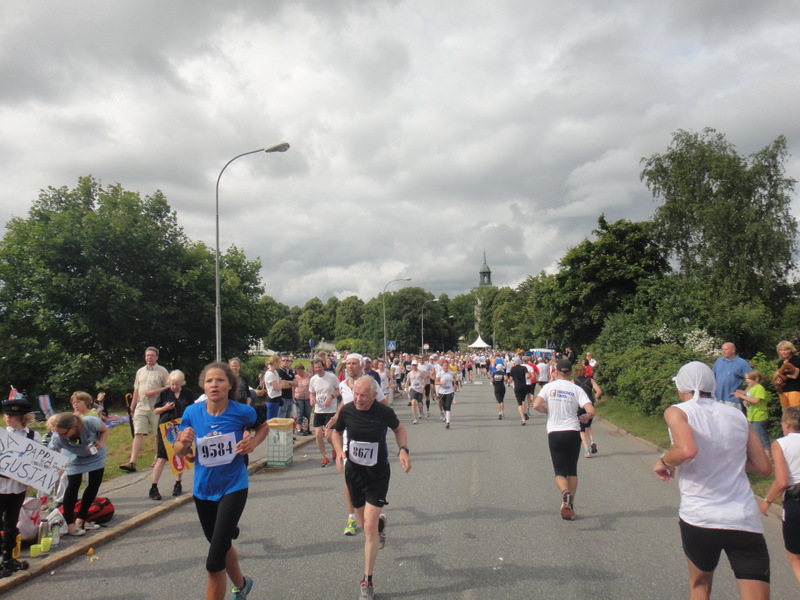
left=0, top=429, right=68, bottom=492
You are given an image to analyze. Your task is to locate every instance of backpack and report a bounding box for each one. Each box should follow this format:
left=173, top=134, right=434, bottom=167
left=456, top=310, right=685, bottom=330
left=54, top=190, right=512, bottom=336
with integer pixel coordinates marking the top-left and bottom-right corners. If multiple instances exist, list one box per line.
left=59, top=496, right=115, bottom=524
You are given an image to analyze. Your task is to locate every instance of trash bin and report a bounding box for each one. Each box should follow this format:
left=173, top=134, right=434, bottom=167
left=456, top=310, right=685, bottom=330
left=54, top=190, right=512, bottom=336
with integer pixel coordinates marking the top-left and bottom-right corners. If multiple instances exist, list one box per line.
left=265, top=418, right=294, bottom=467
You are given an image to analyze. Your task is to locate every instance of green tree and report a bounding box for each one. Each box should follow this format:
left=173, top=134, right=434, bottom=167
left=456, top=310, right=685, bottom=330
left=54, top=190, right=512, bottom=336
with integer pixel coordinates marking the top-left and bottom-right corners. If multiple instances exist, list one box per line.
left=335, top=296, right=364, bottom=340
left=0, top=176, right=265, bottom=399
left=265, top=317, right=300, bottom=352
left=641, top=128, right=797, bottom=309
left=524, top=217, right=668, bottom=351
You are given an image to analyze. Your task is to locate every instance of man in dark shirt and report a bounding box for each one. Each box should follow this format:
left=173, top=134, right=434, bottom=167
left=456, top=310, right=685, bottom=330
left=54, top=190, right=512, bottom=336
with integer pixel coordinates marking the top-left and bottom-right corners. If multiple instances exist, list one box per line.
left=509, top=356, right=530, bottom=426
left=332, top=377, right=411, bottom=600
left=277, top=354, right=296, bottom=419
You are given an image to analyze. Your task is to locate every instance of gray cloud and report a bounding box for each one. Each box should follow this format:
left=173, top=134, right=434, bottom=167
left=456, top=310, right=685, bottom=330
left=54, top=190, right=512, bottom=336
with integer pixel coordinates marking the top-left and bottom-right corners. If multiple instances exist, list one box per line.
left=2, top=0, right=799, bottom=307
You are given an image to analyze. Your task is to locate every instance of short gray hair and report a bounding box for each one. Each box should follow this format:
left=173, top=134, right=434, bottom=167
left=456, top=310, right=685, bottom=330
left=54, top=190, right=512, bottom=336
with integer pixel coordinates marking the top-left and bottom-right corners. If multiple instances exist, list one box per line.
left=355, top=376, right=378, bottom=395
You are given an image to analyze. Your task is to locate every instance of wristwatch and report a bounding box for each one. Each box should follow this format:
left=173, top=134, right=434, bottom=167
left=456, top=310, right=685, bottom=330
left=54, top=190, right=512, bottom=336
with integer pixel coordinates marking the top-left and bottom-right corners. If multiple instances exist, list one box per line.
left=397, top=446, right=410, bottom=456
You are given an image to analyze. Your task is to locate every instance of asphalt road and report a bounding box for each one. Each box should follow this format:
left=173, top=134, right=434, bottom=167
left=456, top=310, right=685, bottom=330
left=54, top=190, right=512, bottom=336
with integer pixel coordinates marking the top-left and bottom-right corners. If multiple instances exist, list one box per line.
left=11, top=381, right=799, bottom=599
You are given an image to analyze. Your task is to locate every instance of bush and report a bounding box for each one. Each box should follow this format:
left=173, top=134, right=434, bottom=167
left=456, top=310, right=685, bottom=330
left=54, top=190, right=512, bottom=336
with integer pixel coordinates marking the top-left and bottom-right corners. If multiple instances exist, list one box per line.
left=600, top=345, right=705, bottom=415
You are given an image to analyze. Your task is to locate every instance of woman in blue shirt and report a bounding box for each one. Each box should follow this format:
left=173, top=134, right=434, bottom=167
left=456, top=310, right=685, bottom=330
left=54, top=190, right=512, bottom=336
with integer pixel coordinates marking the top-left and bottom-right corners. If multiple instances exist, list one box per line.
left=175, top=362, right=269, bottom=600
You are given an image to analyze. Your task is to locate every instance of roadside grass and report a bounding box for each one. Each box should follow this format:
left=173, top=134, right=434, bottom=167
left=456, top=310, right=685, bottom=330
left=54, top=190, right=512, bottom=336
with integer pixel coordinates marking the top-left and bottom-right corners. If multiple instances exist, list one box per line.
left=595, top=397, right=774, bottom=501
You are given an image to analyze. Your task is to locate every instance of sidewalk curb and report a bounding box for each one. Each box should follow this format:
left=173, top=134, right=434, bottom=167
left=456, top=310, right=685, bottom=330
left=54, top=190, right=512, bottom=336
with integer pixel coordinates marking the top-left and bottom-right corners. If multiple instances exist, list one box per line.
left=0, top=434, right=317, bottom=593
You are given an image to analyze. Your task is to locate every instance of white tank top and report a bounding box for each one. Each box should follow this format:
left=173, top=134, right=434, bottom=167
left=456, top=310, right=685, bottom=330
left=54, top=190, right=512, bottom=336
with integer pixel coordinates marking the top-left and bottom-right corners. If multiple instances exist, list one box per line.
left=673, top=398, right=762, bottom=533
left=777, top=432, right=800, bottom=487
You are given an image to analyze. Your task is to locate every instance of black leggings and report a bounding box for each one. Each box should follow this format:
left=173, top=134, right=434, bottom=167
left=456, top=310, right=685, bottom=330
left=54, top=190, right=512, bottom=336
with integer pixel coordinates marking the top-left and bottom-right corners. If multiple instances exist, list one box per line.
left=63, top=468, right=104, bottom=525
left=194, top=488, right=248, bottom=573
left=0, top=491, right=25, bottom=559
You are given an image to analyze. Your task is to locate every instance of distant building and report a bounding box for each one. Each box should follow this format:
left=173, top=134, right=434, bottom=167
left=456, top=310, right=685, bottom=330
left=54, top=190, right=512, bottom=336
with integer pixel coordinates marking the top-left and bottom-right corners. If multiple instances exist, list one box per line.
left=478, top=251, right=495, bottom=288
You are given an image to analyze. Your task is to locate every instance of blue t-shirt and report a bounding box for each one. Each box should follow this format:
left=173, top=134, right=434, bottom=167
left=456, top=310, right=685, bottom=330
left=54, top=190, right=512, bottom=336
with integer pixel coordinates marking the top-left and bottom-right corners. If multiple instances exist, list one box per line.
left=48, top=416, right=106, bottom=475
left=712, top=355, right=751, bottom=404
left=180, top=400, right=257, bottom=501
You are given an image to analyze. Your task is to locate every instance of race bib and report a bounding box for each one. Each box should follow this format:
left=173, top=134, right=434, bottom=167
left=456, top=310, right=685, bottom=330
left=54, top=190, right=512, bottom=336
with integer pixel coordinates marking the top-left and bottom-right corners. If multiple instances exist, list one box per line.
left=348, top=440, right=379, bottom=467
left=196, top=431, right=237, bottom=467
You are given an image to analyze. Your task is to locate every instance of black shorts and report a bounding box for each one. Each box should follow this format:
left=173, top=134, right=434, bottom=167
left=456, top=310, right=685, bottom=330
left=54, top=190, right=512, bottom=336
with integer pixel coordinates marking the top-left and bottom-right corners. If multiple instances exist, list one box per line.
left=440, top=393, right=454, bottom=411
left=409, top=389, right=423, bottom=402
left=493, top=386, right=506, bottom=403
left=782, top=496, right=800, bottom=554
left=547, top=430, right=582, bottom=477
left=679, top=519, right=770, bottom=582
left=514, top=388, right=527, bottom=406
left=345, top=463, right=390, bottom=509
left=424, top=383, right=431, bottom=396
left=313, top=412, right=335, bottom=428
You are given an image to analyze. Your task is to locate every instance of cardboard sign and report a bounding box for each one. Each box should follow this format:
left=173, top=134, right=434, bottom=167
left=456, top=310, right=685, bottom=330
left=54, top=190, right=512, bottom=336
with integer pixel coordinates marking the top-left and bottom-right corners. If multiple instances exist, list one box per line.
left=0, top=428, right=68, bottom=492
left=159, top=418, right=195, bottom=476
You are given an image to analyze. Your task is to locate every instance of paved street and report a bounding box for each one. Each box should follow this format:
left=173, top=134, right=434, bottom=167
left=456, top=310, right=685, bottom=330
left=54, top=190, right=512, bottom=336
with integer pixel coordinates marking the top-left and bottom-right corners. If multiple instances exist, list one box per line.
left=11, top=381, right=799, bottom=599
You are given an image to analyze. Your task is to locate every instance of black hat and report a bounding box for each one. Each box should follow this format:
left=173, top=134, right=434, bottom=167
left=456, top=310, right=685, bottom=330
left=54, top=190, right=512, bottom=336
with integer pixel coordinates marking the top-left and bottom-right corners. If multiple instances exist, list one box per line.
left=2, top=399, right=33, bottom=415
left=556, top=359, right=573, bottom=373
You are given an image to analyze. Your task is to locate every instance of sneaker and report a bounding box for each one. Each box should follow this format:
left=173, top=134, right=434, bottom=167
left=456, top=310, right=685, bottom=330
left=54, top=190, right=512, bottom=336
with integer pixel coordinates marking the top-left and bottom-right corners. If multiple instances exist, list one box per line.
left=561, top=491, right=575, bottom=521
left=498, top=414, right=503, bottom=420
left=445, top=422, right=450, bottom=429
left=584, top=451, right=591, bottom=458
left=67, top=528, right=86, bottom=537
left=81, top=521, right=101, bottom=530
left=521, top=421, right=526, bottom=426
left=172, top=481, right=183, bottom=496
left=119, top=462, right=137, bottom=472
left=321, top=456, right=330, bottom=468
left=591, top=442, right=598, bottom=454
left=0, top=565, right=13, bottom=579
left=2, top=558, right=29, bottom=572
left=344, top=516, right=357, bottom=536
left=378, top=514, right=387, bottom=549
left=232, top=575, right=254, bottom=600
left=412, top=419, right=418, bottom=424
left=524, top=413, right=530, bottom=421
left=427, top=411, right=431, bottom=417
left=149, top=486, right=162, bottom=501
left=359, top=579, right=375, bottom=600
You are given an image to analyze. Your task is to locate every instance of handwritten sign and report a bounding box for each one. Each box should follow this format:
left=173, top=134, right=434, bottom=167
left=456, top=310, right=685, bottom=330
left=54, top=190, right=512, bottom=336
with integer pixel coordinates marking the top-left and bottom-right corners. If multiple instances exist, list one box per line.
left=0, top=429, right=68, bottom=492
left=159, top=419, right=195, bottom=476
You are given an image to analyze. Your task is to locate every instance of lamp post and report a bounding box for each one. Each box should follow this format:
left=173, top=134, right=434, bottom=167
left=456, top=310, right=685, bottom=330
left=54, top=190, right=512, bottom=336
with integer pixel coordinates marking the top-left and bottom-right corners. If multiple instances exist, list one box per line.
left=382, top=277, right=411, bottom=360
left=421, top=298, right=439, bottom=354
left=215, top=142, right=290, bottom=362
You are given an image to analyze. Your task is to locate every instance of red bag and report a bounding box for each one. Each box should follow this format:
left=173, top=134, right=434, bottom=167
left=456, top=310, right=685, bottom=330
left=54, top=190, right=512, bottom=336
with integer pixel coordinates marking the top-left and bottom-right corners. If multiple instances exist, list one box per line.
left=59, top=497, right=115, bottom=524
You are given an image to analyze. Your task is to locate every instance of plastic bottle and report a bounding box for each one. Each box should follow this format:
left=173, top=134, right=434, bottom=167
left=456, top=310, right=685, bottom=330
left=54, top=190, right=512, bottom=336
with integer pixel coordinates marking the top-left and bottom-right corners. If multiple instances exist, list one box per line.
left=51, top=524, right=60, bottom=547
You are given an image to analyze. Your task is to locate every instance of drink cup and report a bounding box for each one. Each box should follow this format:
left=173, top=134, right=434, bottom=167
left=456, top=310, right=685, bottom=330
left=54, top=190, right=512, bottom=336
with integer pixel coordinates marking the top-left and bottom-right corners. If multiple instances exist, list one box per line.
left=41, top=538, right=52, bottom=552
left=29, top=544, right=42, bottom=558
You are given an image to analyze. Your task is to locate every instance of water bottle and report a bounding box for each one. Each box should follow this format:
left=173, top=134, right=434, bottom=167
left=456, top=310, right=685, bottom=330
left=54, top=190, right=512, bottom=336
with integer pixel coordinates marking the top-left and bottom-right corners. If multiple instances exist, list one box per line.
left=38, top=521, right=50, bottom=544
left=51, top=523, right=60, bottom=547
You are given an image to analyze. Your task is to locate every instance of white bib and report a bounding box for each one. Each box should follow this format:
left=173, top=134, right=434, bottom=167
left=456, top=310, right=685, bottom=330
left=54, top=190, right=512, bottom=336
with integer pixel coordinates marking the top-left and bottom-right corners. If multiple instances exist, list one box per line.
left=196, top=431, right=237, bottom=467
left=348, top=440, right=379, bottom=467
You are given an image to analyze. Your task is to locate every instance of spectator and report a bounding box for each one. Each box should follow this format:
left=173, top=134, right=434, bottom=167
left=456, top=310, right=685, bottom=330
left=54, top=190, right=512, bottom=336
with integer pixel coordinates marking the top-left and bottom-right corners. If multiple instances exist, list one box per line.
left=774, top=341, right=800, bottom=408
left=294, top=364, right=312, bottom=435
left=712, top=342, right=750, bottom=410
left=149, top=370, right=194, bottom=500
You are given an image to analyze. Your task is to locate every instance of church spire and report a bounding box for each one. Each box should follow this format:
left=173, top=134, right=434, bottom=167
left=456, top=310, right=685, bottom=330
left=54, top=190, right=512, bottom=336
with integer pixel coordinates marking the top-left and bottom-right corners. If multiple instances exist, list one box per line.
left=479, top=251, right=493, bottom=287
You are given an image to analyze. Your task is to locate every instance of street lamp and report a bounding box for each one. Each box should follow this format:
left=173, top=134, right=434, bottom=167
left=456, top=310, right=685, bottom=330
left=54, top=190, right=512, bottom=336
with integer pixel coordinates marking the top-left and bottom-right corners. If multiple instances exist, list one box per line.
left=215, top=142, right=290, bottom=362
left=382, top=277, right=411, bottom=360
left=421, top=298, right=439, bottom=354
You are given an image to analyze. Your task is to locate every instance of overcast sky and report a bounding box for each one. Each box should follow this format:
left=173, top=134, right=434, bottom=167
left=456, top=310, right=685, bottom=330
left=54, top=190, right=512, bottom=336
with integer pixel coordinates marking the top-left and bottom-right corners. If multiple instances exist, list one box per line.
left=2, top=0, right=799, bottom=308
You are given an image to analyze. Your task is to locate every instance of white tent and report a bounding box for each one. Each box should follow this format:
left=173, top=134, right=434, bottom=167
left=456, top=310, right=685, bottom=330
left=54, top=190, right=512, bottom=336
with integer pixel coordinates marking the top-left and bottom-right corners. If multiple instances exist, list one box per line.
left=468, top=335, right=491, bottom=348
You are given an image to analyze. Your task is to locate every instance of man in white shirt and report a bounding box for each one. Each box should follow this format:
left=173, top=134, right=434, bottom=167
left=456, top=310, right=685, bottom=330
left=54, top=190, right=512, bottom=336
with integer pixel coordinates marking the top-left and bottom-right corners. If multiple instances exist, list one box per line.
left=309, top=359, right=341, bottom=468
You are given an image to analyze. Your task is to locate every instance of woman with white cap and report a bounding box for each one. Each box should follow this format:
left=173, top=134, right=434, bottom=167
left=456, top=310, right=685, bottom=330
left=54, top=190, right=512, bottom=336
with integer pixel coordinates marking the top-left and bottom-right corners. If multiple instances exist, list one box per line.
left=654, top=361, right=773, bottom=600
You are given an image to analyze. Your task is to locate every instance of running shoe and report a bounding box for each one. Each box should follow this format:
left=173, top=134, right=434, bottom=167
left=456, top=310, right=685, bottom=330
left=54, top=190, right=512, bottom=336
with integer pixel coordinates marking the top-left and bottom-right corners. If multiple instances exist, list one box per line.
left=344, top=516, right=357, bottom=536
left=498, top=414, right=503, bottom=420
left=427, top=411, right=431, bottom=417
left=445, top=422, right=450, bottom=429
left=232, top=575, right=254, bottom=600
left=521, top=421, right=526, bottom=426
left=378, top=513, right=387, bottom=549
left=172, top=481, right=183, bottom=496
left=2, top=558, right=29, bottom=572
left=359, top=579, right=375, bottom=599
left=591, top=442, right=598, bottom=454
left=149, top=485, right=161, bottom=500
left=561, top=491, right=575, bottom=521
left=321, top=456, right=330, bottom=467
left=81, top=521, right=101, bottom=530
left=67, top=528, right=86, bottom=537
left=412, top=419, right=418, bottom=424
left=584, top=450, right=591, bottom=458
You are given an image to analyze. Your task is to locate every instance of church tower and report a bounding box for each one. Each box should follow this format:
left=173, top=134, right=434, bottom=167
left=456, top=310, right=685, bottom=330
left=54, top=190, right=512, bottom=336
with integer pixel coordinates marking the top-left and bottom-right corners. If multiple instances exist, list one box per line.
left=478, top=251, right=495, bottom=287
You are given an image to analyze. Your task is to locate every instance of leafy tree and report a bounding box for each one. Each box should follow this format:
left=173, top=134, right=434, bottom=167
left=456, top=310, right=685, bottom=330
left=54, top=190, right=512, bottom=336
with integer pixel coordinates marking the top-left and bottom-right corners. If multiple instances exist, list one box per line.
left=524, top=217, right=667, bottom=351
left=641, top=128, right=797, bottom=310
left=0, top=176, right=265, bottom=400
left=265, top=317, right=300, bottom=352
left=335, top=296, right=364, bottom=340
